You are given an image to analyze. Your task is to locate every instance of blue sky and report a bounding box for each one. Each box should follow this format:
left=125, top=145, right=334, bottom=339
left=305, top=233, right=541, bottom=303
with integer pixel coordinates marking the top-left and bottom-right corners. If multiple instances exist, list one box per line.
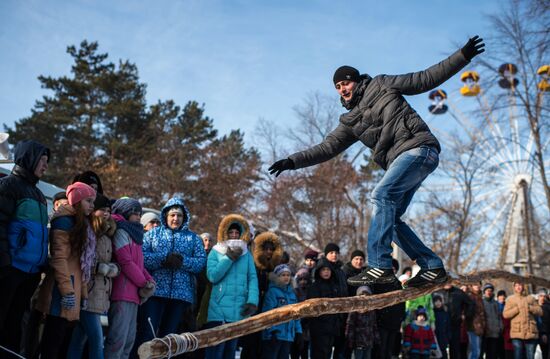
left=0, top=0, right=500, bottom=150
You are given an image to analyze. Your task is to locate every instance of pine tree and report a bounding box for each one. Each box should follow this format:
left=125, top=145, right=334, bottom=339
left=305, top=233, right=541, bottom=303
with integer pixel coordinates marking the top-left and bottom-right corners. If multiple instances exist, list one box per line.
left=6, top=40, right=261, bottom=233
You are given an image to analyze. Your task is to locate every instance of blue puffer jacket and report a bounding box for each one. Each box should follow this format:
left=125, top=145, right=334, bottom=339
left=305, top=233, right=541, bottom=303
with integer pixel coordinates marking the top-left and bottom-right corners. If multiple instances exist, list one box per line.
left=142, top=197, right=206, bottom=304
left=207, top=214, right=259, bottom=323
left=262, top=278, right=302, bottom=342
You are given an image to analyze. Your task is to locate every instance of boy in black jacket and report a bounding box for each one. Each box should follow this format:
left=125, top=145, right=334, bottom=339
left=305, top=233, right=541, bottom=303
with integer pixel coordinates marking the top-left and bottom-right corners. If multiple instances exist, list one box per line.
left=307, top=258, right=345, bottom=359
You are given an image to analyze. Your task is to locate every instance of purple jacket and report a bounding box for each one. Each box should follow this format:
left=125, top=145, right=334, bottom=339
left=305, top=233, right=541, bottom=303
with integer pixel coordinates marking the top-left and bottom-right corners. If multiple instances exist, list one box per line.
left=111, top=222, right=152, bottom=304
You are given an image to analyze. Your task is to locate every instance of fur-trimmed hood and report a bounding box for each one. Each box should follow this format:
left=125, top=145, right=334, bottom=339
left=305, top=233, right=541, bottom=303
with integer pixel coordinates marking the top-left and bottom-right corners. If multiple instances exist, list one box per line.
left=253, top=231, right=283, bottom=271
left=161, top=197, right=191, bottom=231
left=217, top=214, right=251, bottom=243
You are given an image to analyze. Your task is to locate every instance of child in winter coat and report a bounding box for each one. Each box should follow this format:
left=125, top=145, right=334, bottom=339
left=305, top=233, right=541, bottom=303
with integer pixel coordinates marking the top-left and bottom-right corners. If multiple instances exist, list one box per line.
left=205, top=214, right=259, bottom=359
left=306, top=258, right=344, bottom=359
left=345, top=286, right=379, bottom=359
left=104, top=198, right=155, bottom=359
left=261, top=264, right=303, bottom=359
left=240, top=231, right=285, bottom=359
left=35, top=182, right=97, bottom=359
left=67, top=193, right=119, bottom=359
left=403, top=309, right=437, bottom=359
left=405, top=292, right=436, bottom=327
left=133, top=197, right=206, bottom=353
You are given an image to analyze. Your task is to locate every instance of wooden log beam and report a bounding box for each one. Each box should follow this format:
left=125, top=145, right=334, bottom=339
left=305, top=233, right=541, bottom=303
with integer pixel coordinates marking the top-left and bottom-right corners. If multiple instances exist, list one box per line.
left=138, top=270, right=550, bottom=358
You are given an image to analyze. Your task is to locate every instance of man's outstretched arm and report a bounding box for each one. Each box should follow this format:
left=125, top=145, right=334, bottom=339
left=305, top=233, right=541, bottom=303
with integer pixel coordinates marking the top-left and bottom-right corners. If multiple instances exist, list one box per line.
left=381, top=35, right=485, bottom=95
left=269, top=123, right=357, bottom=176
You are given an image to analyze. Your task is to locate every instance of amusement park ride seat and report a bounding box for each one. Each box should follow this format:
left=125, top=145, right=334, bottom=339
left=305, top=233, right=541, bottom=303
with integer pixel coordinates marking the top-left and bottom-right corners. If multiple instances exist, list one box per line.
left=428, top=89, right=448, bottom=114
left=460, top=71, right=480, bottom=96
left=498, top=63, right=519, bottom=89
left=538, top=65, right=550, bottom=92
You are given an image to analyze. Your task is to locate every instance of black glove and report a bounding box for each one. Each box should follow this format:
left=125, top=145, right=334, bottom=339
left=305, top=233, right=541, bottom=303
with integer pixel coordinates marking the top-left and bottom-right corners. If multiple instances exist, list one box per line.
left=268, top=159, right=295, bottom=177
left=294, top=332, right=304, bottom=351
left=226, top=247, right=243, bottom=261
left=162, top=252, right=183, bottom=269
left=240, top=303, right=257, bottom=316
left=461, top=35, right=485, bottom=61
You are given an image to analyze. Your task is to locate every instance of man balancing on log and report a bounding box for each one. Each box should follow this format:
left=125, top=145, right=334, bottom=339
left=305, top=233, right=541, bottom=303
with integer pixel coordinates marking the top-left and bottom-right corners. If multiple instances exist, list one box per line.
left=269, top=35, right=485, bottom=288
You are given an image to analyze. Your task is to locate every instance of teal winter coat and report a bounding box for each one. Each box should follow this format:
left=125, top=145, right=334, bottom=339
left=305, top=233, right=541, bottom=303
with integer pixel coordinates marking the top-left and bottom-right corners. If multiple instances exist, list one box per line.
left=206, top=244, right=259, bottom=323
left=206, top=214, right=259, bottom=323
left=261, top=278, right=302, bottom=342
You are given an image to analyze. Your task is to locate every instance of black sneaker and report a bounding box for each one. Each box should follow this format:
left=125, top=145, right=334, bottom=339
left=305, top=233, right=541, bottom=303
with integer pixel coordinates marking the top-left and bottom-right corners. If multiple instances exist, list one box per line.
left=405, top=268, right=448, bottom=288
left=347, top=266, right=399, bottom=286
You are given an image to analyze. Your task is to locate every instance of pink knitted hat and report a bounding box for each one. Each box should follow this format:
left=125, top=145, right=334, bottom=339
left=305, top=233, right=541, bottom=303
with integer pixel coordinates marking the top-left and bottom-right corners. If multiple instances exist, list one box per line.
left=66, top=181, right=96, bottom=206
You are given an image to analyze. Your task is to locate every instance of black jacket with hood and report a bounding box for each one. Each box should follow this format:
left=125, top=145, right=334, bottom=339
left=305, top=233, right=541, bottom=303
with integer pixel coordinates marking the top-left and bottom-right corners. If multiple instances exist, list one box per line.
left=289, top=49, right=469, bottom=170
left=0, top=140, right=50, bottom=272
left=306, top=258, right=345, bottom=335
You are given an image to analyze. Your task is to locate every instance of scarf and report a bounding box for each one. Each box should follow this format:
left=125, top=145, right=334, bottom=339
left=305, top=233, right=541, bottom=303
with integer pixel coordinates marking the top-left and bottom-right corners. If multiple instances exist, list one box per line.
left=112, top=214, right=144, bottom=245
left=80, top=220, right=97, bottom=284
left=341, top=75, right=371, bottom=110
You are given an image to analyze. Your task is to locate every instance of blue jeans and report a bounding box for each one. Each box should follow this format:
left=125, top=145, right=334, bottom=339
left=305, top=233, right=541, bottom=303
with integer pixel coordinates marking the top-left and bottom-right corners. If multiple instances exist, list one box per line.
left=133, top=296, right=190, bottom=355
left=204, top=322, right=239, bottom=359
left=67, top=310, right=104, bottom=359
left=511, top=339, right=537, bottom=359
left=367, top=146, right=444, bottom=269
left=467, top=331, right=481, bottom=359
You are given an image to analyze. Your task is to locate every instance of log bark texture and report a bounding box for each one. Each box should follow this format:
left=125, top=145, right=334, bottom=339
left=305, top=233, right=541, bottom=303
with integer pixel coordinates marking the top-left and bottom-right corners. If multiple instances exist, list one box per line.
left=138, top=269, right=550, bottom=358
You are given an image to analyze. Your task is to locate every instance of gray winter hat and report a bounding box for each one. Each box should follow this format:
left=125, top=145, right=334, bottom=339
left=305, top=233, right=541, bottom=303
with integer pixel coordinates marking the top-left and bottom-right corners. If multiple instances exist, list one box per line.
left=140, top=212, right=160, bottom=227
left=356, top=286, right=372, bottom=295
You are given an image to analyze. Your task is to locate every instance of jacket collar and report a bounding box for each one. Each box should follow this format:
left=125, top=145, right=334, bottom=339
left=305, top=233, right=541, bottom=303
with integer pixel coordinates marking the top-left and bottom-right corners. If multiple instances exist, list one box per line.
left=340, top=74, right=372, bottom=110
left=12, top=164, right=39, bottom=185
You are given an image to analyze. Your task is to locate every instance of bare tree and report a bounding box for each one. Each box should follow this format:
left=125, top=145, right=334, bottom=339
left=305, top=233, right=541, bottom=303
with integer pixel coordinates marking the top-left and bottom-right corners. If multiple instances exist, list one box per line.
left=477, top=0, right=550, bottom=213
left=415, top=134, right=488, bottom=272
left=253, top=92, right=380, bottom=262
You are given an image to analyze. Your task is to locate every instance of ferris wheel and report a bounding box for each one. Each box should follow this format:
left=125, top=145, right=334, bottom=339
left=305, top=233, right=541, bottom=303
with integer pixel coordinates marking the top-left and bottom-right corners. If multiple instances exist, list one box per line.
left=416, top=63, right=550, bottom=275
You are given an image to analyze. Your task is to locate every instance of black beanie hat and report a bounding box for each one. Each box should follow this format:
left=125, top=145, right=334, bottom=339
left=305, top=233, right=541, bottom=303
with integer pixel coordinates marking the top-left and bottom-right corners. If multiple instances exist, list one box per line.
left=73, top=171, right=104, bottom=194
left=53, top=191, right=67, bottom=203
left=350, top=249, right=365, bottom=260
left=333, top=65, right=361, bottom=85
left=324, top=242, right=340, bottom=255
left=94, top=193, right=111, bottom=211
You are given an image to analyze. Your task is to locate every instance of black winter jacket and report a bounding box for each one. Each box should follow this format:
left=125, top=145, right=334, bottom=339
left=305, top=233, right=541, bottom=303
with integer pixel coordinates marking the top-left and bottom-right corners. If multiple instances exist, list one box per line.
left=0, top=140, right=50, bottom=272
left=445, top=286, right=475, bottom=327
left=342, top=261, right=363, bottom=296
left=371, top=281, right=406, bottom=331
left=306, top=258, right=345, bottom=335
left=289, top=49, right=469, bottom=170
